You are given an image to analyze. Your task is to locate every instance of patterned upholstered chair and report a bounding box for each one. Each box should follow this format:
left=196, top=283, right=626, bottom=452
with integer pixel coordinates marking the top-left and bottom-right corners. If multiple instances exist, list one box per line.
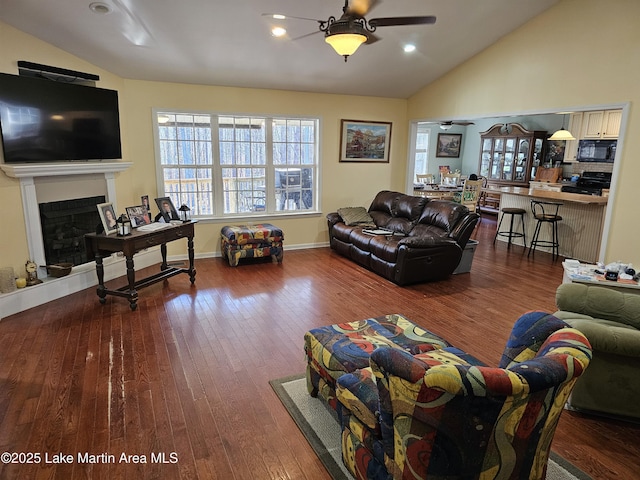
left=336, top=312, right=592, bottom=480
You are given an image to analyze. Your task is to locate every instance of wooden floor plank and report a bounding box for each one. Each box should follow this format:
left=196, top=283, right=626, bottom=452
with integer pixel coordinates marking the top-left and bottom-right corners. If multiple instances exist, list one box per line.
left=0, top=216, right=638, bottom=479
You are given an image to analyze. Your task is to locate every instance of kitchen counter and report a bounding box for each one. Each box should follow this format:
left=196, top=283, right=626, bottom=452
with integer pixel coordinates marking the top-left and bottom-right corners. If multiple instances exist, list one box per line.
left=492, top=187, right=608, bottom=263
left=485, top=186, right=608, bottom=205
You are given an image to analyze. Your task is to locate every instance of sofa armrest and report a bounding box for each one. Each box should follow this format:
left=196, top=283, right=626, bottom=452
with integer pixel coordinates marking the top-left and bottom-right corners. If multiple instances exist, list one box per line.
left=398, top=236, right=459, bottom=248
left=326, top=212, right=342, bottom=226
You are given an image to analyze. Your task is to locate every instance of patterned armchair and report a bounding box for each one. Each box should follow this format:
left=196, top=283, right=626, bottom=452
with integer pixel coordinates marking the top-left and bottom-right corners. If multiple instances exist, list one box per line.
left=336, top=312, right=592, bottom=480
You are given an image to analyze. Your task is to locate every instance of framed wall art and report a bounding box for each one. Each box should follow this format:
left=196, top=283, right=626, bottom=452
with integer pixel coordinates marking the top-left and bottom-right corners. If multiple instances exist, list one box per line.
left=339, top=119, right=392, bottom=163
left=436, top=133, right=462, bottom=158
left=97, top=202, right=117, bottom=235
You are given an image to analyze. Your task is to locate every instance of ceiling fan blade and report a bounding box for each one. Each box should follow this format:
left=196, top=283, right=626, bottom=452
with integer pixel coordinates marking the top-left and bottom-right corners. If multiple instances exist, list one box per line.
left=369, top=16, right=436, bottom=27
left=291, top=30, right=323, bottom=42
left=347, top=0, right=380, bottom=17
left=365, top=32, right=380, bottom=45
left=261, top=13, right=322, bottom=22
left=453, top=121, right=475, bottom=126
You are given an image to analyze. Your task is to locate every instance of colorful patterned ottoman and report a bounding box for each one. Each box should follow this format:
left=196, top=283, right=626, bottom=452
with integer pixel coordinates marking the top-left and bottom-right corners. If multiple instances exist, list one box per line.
left=220, top=223, right=284, bottom=267
left=303, top=314, right=451, bottom=411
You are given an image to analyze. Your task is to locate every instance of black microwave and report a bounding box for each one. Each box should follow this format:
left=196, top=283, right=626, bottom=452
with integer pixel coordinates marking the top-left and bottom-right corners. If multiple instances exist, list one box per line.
left=576, top=139, right=617, bottom=162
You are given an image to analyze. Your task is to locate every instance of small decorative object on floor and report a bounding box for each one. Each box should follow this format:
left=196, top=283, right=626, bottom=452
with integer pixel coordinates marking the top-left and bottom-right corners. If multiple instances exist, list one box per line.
left=46, top=263, right=73, bottom=278
left=0, top=266, right=17, bottom=293
left=25, top=260, right=42, bottom=286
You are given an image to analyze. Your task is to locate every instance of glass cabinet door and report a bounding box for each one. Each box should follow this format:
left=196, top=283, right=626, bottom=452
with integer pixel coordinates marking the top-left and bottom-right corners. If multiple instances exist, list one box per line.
left=480, top=138, right=492, bottom=177
left=502, top=138, right=516, bottom=180
left=514, top=138, right=529, bottom=182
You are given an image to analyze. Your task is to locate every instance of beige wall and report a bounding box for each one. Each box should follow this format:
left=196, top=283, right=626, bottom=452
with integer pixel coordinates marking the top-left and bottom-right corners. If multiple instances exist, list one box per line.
left=408, top=0, right=640, bottom=266
left=0, top=21, right=408, bottom=273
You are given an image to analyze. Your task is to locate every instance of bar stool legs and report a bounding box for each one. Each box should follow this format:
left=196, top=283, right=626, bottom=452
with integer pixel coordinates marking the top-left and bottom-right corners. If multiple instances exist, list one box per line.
left=528, top=201, right=563, bottom=260
left=493, top=208, right=526, bottom=248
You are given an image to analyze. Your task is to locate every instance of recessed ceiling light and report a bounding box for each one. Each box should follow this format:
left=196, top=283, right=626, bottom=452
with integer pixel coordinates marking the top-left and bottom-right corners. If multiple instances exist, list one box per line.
left=271, top=27, right=287, bottom=37
left=89, top=2, right=112, bottom=14
left=403, top=44, right=416, bottom=53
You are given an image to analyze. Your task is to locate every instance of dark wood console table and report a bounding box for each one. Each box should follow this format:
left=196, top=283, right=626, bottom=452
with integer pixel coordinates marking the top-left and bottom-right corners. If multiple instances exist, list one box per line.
left=84, top=221, right=197, bottom=310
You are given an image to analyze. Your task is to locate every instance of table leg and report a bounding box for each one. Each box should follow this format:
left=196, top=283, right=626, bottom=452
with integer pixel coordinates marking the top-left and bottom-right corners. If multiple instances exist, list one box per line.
left=95, top=254, right=106, bottom=304
left=187, top=235, right=196, bottom=284
left=160, top=243, right=168, bottom=271
left=125, top=255, right=138, bottom=311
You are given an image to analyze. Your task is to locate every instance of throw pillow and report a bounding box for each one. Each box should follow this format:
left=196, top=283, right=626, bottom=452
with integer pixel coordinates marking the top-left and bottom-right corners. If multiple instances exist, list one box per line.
left=337, top=206, right=376, bottom=226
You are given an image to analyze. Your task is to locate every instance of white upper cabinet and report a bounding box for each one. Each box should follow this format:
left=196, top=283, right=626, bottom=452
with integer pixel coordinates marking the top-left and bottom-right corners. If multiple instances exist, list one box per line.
left=580, top=109, right=622, bottom=139
left=563, top=112, right=583, bottom=162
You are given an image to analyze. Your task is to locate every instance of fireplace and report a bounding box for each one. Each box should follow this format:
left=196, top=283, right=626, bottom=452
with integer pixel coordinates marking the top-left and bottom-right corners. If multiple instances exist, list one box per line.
left=39, top=195, right=105, bottom=267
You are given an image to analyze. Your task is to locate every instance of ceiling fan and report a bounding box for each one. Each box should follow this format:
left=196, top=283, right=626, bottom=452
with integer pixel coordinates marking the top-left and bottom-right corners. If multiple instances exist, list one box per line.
left=266, top=0, right=436, bottom=61
left=439, top=121, right=475, bottom=130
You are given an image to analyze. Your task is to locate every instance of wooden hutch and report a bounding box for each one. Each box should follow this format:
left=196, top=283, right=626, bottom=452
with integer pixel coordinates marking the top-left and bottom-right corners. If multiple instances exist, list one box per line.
left=477, top=123, right=547, bottom=214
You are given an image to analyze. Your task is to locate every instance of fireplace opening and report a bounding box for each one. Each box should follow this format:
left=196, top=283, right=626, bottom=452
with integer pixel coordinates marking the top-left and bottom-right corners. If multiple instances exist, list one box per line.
left=39, top=195, right=106, bottom=268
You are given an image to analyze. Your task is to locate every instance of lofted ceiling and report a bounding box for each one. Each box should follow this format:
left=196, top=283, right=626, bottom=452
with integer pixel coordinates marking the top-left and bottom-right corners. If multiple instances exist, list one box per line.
left=0, top=0, right=559, bottom=99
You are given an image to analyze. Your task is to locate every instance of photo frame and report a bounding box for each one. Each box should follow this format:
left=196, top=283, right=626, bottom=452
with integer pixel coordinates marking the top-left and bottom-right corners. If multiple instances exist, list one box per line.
left=125, top=205, right=152, bottom=228
left=436, top=133, right=462, bottom=158
left=141, top=195, right=151, bottom=214
left=339, top=119, right=392, bottom=163
left=155, top=197, right=179, bottom=222
left=97, top=202, right=117, bottom=235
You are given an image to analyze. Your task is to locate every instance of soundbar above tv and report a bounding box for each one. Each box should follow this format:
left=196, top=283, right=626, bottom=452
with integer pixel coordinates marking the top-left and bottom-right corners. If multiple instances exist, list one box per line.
left=0, top=72, right=122, bottom=163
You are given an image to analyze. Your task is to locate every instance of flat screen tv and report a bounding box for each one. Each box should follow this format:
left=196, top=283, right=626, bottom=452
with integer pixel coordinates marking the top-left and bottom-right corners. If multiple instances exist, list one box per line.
left=0, top=72, right=122, bottom=163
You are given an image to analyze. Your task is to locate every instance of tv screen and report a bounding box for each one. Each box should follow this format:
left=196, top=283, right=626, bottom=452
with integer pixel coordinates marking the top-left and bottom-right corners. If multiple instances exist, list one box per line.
left=0, top=73, right=122, bottom=163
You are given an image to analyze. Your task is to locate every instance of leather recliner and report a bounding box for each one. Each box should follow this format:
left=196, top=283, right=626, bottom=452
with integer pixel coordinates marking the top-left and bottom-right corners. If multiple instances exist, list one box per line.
left=327, top=190, right=479, bottom=285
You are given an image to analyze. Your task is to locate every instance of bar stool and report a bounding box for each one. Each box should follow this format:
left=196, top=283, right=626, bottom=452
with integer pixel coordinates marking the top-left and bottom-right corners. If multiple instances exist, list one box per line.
left=528, top=200, right=563, bottom=259
left=493, top=208, right=526, bottom=248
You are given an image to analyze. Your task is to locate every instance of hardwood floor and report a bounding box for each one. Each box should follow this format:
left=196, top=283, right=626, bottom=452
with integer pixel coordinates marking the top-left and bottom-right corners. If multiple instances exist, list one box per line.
left=0, top=216, right=638, bottom=479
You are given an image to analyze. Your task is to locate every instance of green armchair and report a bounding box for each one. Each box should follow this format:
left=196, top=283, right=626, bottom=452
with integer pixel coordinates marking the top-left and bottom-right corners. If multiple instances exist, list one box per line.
left=555, top=282, right=640, bottom=420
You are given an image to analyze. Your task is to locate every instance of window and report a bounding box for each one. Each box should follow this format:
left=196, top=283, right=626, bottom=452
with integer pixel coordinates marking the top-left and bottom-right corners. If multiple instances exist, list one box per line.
left=155, top=112, right=319, bottom=218
left=413, top=122, right=431, bottom=178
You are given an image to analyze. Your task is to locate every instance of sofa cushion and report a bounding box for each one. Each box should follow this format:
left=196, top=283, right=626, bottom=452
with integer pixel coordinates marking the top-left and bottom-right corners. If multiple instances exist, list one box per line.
left=337, top=206, right=376, bottom=227
left=368, top=190, right=399, bottom=215
left=417, top=200, right=468, bottom=233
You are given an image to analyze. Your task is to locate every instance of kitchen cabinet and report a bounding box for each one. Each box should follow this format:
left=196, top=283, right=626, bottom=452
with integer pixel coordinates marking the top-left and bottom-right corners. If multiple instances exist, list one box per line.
left=563, top=113, right=583, bottom=162
left=478, top=123, right=546, bottom=187
left=580, top=109, right=622, bottom=139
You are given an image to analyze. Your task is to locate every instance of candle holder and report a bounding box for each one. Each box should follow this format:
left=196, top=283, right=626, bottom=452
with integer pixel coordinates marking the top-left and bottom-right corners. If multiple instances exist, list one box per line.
left=116, top=214, right=132, bottom=236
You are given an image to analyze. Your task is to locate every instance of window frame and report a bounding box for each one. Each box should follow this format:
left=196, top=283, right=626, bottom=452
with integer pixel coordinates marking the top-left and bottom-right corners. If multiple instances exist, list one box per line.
left=152, top=109, right=321, bottom=220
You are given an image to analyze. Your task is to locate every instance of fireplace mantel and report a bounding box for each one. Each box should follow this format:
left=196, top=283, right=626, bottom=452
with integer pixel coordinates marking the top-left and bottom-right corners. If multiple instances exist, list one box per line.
left=1, top=161, right=132, bottom=179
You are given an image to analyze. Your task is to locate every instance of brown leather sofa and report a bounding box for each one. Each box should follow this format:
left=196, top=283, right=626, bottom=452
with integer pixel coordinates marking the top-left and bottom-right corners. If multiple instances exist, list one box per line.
left=327, top=190, right=479, bottom=285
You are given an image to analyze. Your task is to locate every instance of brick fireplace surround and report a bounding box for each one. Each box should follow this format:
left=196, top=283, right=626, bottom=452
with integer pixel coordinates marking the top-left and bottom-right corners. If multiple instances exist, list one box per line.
left=0, top=162, right=159, bottom=319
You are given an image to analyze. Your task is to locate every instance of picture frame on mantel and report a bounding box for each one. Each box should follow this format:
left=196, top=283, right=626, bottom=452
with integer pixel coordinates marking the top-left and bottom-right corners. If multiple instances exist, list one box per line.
left=436, top=133, right=462, bottom=158
left=339, top=119, right=392, bottom=163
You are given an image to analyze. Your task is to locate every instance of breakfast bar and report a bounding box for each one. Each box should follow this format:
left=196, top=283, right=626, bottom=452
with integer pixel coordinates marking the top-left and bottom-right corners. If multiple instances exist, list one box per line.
left=489, top=186, right=608, bottom=263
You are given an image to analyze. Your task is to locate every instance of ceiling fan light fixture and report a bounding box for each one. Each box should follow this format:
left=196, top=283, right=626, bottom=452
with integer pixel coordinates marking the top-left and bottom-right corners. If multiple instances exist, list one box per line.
left=271, top=27, right=287, bottom=37
left=325, top=32, right=367, bottom=59
left=403, top=44, right=416, bottom=53
left=439, top=123, right=453, bottom=131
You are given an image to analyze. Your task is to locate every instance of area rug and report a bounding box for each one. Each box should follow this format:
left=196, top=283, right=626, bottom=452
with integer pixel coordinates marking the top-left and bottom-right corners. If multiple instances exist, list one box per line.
left=270, top=374, right=591, bottom=480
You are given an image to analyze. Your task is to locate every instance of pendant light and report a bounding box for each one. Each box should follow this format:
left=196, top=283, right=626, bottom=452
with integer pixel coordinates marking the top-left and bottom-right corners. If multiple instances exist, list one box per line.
left=549, top=114, right=576, bottom=141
